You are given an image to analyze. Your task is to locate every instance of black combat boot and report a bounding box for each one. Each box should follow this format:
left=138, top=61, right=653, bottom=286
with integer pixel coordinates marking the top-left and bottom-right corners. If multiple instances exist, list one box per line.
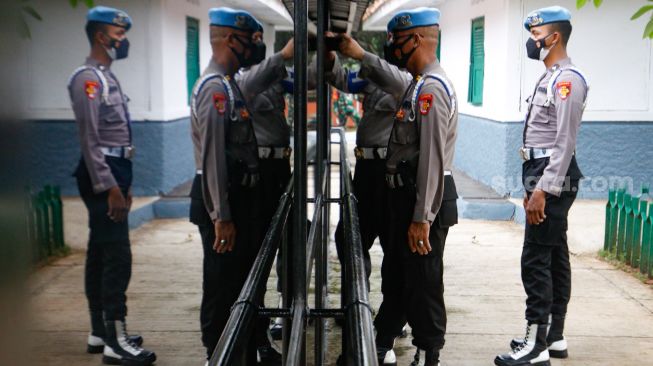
left=410, top=348, right=440, bottom=366
left=87, top=312, right=143, bottom=354
left=257, top=343, right=281, bottom=365
left=510, top=315, right=568, bottom=358
left=102, top=320, right=156, bottom=365
left=495, top=323, right=550, bottom=366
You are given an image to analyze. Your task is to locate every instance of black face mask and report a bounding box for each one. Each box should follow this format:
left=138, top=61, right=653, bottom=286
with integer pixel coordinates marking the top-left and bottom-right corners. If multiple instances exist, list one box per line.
left=231, top=35, right=266, bottom=68
left=525, top=33, right=553, bottom=61
left=104, top=35, right=130, bottom=60
left=383, top=34, right=416, bottom=69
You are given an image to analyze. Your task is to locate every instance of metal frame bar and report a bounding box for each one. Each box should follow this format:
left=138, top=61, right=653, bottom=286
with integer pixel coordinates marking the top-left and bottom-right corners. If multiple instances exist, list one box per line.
left=286, top=0, right=308, bottom=363
left=336, top=127, right=379, bottom=366
left=208, top=181, right=294, bottom=365
left=208, top=1, right=377, bottom=364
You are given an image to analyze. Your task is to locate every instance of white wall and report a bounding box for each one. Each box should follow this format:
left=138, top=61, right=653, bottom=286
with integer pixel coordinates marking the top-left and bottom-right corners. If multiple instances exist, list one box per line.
left=20, top=0, right=158, bottom=121
left=439, top=0, right=514, bottom=122
left=519, top=0, right=653, bottom=121
left=438, top=0, right=653, bottom=122
left=18, top=0, right=280, bottom=122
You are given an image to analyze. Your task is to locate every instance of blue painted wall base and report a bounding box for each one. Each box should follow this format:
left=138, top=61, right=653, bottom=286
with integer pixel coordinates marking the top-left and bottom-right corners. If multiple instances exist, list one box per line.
left=27, top=118, right=195, bottom=196
left=454, top=115, right=653, bottom=199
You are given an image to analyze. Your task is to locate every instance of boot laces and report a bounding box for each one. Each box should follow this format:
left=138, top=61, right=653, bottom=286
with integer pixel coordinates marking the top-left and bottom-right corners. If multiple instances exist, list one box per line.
left=117, top=322, right=143, bottom=355
left=512, top=325, right=531, bottom=354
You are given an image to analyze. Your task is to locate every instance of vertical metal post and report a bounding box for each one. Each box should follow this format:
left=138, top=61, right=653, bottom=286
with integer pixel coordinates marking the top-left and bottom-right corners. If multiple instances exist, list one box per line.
left=288, top=0, right=308, bottom=363
left=315, top=0, right=328, bottom=364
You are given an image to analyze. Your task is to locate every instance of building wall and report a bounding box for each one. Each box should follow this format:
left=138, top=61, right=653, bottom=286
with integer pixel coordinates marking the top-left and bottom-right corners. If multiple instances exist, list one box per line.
left=438, top=0, right=653, bottom=199
left=27, top=118, right=194, bottom=196
left=15, top=0, right=279, bottom=196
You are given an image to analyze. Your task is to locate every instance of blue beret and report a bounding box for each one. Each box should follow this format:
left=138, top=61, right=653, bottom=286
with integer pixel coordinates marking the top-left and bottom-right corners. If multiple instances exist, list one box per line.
left=87, top=6, right=132, bottom=31
left=387, top=7, right=440, bottom=33
left=209, top=7, right=261, bottom=33
left=524, top=6, right=571, bottom=30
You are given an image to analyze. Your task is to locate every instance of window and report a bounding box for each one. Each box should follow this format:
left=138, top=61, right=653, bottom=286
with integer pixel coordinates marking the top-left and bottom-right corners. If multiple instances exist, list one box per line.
left=468, top=17, right=484, bottom=106
left=186, top=17, right=200, bottom=105
left=436, top=29, right=441, bottom=61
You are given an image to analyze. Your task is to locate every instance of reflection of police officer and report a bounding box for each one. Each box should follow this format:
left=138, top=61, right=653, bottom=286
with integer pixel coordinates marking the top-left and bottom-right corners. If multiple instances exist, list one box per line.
left=68, top=6, right=156, bottom=366
left=327, top=52, right=411, bottom=365
left=495, top=6, right=588, bottom=366
left=340, top=8, right=458, bottom=366
left=188, top=7, right=286, bottom=365
left=234, top=34, right=295, bottom=360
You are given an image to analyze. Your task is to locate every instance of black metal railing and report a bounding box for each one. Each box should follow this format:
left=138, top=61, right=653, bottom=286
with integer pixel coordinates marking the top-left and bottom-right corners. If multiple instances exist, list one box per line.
left=208, top=180, right=294, bottom=366
left=208, top=0, right=377, bottom=363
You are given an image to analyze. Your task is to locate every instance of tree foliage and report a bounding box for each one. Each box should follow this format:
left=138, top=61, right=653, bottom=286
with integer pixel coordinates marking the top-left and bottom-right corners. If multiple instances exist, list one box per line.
left=7, top=0, right=94, bottom=39
left=577, top=0, right=653, bottom=38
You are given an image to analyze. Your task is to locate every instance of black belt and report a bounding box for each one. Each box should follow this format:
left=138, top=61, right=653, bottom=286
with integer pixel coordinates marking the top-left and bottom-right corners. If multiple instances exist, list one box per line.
left=386, top=170, right=452, bottom=189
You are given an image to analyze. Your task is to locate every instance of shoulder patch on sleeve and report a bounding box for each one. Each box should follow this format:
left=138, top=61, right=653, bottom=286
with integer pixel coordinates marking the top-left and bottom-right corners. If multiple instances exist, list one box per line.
left=213, top=93, right=226, bottom=114
left=418, top=94, right=433, bottom=115
left=556, top=81, right=571, bottom=100
left=84, top=80, right=100, bottom=100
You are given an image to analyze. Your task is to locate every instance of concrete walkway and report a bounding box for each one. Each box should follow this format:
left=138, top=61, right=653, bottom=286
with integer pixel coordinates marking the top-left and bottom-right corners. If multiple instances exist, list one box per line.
left=27, top=199, right=653, bottom=365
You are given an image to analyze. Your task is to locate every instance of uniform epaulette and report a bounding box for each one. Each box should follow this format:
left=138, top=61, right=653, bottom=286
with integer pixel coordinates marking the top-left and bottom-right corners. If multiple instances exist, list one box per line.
left=191, top=73, right=235, bottom=120
left=545, top=66, right=589, bottom=108
left=68, top=66, right=109, bottom=104
left=411, top=73, right=456, bottom=120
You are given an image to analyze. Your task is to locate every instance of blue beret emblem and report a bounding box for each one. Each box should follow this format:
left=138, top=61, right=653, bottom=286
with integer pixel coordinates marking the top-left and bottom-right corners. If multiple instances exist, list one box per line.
left=527, top=13, right=543, bottom=27
left=396, top=15, right=412, bottom=28
left=113, top=12, right=129, bottom=27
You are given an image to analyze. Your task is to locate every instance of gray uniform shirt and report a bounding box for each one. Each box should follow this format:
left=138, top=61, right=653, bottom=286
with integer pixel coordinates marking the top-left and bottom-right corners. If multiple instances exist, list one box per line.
left=191, top=55, right=285, bottom=221
left=326, top=56, right=397, bottom=147
left=360, top=52, right=458, bottom=223
left=68, top=57, right=131, bottom=193
left=237, top=57, right=317, bottom=147
left=236, top=53, right=289, bottom=147
left=524, top=58, right=587, bottom=196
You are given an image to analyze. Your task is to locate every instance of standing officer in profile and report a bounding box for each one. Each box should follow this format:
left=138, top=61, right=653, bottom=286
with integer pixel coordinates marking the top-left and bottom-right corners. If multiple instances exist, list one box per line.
left=68, top=5, right=156, bottom=366
left=188, top=7, right=290, bottom=365
left=325, top=44, right=411, bottom=365
left=495, top=6, right=588, bottom=366
left=234, top=24, right=295, bottom=361
left=339, top=7, right=459, bottom=366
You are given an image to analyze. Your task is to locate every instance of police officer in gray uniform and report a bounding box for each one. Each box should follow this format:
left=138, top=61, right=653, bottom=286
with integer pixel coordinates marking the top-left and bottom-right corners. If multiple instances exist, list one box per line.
left=326, top=52, right=401, bottom=285
left=234, top=30, right=295, bottom=360
left=495, top=6, right=588, bottom=366
left=340, top=8, right=458, bottom=366
left=188, top=7, right=291, bottom=365
left=68, top=6, right=156, bottom=366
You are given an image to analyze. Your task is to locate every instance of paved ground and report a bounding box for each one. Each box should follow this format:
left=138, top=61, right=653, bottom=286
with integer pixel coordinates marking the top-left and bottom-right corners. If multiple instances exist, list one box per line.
left=27, top=195, right=653, bottom=365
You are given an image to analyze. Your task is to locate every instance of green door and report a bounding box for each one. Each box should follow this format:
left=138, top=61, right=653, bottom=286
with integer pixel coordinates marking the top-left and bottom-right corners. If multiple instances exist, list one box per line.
left=468, top=17, right=485, bottom=106
left=186, top=17, right=200, bottom=105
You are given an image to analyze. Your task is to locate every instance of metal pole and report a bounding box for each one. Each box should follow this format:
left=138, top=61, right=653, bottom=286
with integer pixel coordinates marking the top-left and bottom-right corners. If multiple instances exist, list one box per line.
left=315, top=0, right=328, bottom=364
left=337, top=128, right=379, bottom=366
left=208, top=182, right=293, bottom=366
left=287, top=0, right=308, bottom=363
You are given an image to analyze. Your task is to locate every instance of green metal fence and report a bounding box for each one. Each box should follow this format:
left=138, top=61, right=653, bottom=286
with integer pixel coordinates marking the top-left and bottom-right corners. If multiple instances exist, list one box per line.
left=604, top=185, right=653, bottom=278
left=27, top=185, right=66, bottom=262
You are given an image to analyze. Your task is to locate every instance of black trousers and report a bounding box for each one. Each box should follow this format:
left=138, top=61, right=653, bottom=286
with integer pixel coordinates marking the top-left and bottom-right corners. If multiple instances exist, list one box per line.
left=374, top=176, right=458, bottom=351
left=259, top=158, right=292, bottom=293
left=189, top=174, right=269, bottom=362
left=75, top=156, right=132, bottom=322
left=521, top=157, right=580, bottom=324
left=335, top=158, right=388, bottom=286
